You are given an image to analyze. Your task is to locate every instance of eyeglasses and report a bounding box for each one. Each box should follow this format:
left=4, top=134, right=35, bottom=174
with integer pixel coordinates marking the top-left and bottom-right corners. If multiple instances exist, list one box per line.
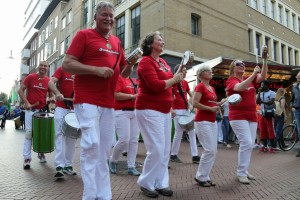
left=235, top=62, right=245, bottom=67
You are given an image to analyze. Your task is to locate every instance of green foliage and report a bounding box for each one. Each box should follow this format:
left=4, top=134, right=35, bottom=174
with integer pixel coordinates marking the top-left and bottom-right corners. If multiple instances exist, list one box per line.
left=0, top=92, right=8, bottom=105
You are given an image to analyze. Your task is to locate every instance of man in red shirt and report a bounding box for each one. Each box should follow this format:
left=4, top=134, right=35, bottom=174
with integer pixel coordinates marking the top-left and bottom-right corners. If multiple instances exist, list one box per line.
left=18, top=61, right=52, bottom=169
left=62, top=2, right=134, bottom=199
left=48, top=66, right=77, bottom=178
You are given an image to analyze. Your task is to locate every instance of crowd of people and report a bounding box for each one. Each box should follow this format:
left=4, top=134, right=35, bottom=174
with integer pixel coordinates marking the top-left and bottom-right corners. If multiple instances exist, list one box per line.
left=13, top=1, right=300, bottom=199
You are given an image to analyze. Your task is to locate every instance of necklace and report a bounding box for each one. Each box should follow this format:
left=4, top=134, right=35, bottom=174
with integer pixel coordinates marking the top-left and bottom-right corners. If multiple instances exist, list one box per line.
left=151, top=56, right=169, bottom=72
left=95, top=29, right=111, bottom=49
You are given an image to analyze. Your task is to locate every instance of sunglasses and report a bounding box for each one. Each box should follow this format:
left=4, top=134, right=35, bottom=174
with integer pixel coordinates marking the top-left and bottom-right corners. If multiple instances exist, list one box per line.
left=235, top=62, right=245, bottom=67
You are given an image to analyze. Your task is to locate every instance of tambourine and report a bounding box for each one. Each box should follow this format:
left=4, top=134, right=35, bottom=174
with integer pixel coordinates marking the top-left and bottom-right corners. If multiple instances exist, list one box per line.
left=262, top=45, right=268, bottom=59
left=175, top=50, right=194, bottom=74
left=126, top=48, right=143, bottom=65
left=228, top=94, right=242, bottom=105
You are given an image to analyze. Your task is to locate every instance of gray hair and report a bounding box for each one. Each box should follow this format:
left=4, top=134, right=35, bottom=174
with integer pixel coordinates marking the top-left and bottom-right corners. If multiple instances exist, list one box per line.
left=196, top=65, right=211, bottom=77
left=94, top=1, right=115, bottom=14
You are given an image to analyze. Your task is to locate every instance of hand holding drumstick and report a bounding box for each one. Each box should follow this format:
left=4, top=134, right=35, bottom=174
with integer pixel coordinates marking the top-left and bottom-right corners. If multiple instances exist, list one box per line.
left=24, top=101, right=39, bottom=110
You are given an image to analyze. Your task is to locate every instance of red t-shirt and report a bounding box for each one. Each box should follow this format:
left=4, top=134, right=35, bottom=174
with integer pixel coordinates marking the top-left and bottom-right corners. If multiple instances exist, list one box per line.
left=194, top=83, right=217, bottom=122
left=66, top=29, right=127, bottom=108
left=52, top=66, right=74, bottom=109
left=23, top=73, right=50, bottom=109
left=114, top=76, right=136, bottom=110
left=226, top=76, right=258, bottom=122
left=135, top=56, right=174, bottom=113
left=172, top=80, right=190, bottom=109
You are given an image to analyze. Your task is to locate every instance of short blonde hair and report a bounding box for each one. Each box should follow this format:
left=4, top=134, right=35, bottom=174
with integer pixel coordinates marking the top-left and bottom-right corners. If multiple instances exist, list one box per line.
left=196, top=65, right=211, bottom=77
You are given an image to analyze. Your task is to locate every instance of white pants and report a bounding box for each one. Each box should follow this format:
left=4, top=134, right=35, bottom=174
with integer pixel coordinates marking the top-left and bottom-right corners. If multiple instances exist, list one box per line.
left=171, top=109, right=198, bottom=157
left=23, top=110, right=36, bottom=159
left=54, top=107, right=76, bottom=168
left=111, top=110, right=139, bottom=168
left=195, top=121, right=218, bottom=182
left=75, top=104, right=114, bottom=200
left=230, top=120, right=257, bottom=177
left=217, top=121, right=223, bottom=142
left=136, top=109, right=171, bottom=191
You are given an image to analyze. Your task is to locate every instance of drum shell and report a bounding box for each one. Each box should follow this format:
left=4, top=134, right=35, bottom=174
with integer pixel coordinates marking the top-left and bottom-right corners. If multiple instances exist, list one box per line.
left=61, top=113, right=81, bottom=139
left=32, top=112, right=55, bottom=153
left=178, top=113, right=195, bottom=131
left=14, top=116, right=22, bottom=127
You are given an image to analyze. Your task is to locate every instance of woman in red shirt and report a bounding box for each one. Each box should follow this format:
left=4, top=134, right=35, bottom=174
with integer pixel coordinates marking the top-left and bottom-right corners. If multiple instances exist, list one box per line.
left=226, top=59, right=267, bottom=184
left=135, top=31, right=183, bottom=198
left=193, top=65, right=225, bottom=187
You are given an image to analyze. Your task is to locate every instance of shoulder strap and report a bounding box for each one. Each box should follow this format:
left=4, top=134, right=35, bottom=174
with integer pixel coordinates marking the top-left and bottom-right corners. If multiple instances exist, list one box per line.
left=177, top=83, right=189, bottom=110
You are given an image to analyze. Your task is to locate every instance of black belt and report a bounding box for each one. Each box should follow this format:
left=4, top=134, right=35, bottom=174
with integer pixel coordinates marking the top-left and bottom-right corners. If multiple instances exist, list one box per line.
left=121, top=108, right=135, bottom=111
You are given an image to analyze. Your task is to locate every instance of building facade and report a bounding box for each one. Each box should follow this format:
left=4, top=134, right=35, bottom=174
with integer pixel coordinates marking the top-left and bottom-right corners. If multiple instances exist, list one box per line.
left=18, top=0, right=300, bottom=86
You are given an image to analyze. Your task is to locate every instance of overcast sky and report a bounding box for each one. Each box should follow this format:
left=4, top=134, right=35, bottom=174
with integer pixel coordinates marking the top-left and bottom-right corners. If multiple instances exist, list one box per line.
left=0, top=1, right=27, bottom=95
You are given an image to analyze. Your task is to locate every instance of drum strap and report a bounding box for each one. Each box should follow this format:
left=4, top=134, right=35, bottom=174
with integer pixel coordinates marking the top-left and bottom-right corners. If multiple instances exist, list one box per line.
left=177, top=83, right=189, bottom=110
left=129, top=77, right=138, bottom=94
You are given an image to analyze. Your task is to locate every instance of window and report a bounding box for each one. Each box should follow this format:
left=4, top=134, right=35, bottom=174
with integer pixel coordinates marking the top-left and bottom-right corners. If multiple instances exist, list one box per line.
left=191, top=14, right=200, bottom=35
left=61, top=16, right=66, bottom=29
left=45, top=26, right=49, bottom=39
left=92, top=0, right=96, bottom=12
left=41, top=30, right=45, bottom=45
left=116, top=0, right=124, bottom=5
left=60, top=41, right=65, bottom=56
left=65, top=36, right=70, bottom=52
left=278, top=5, right=282, bottom=23
left=285, top=9, right=289, bottom=27
left=252, top=0, right=258, bottom=9
left=38, top=35, right=42, bottom=47
left=265, top=37, right=269, bottom=48
left=131, top=6, right=141, bottom=47
left=53, top=38, right=57, bottom=51
left=67, top=9, right=72, bottom=24
left=256, top=33, right=261, bottom=56
left=292, top=14, right=296, bottom=31
left=273, top=41, right=277, bottom=61
left=49, top=19, right=53, bottom=35
left=83, top=0, right=89, bottom=26
left=281, top=44, right=285, bottom=64
left=288, top=47, right=292, bottom=65
left=248, top=29, right=252, bottom=52
left=116, top=15, right=125, bottom=47
left=295, top=50, right=299, bottom=66
left=298, top=17, right=300, bottom=34
left=55, top=16, right=58, bottom=29
left=270, top=1, right=275, bottom=19
left=262, top=0, right=266, bottom=14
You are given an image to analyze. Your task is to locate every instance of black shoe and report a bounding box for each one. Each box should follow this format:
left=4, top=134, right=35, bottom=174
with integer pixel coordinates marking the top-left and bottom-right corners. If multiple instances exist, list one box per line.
left=140, top=187, right=159, bottom=198
left=54, top=167, right=64, bottom=178
left=155, top=188, right=173, bottom=196
left=170, top=155, right=182, bottom=163
left=122, top=152, right=127, bottom=156
left=192, top=156, right=200, bottom=164
left=296, top=151, right=300, bottom=157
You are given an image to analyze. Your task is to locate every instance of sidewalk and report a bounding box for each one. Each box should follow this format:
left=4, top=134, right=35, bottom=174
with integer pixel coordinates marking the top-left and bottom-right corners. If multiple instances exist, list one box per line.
left=0, top=120, right=299, bottom=200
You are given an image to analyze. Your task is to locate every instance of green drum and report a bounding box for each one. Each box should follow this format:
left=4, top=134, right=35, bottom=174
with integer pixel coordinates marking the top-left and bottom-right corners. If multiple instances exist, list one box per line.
left=32, top=112, right=55, bottom=153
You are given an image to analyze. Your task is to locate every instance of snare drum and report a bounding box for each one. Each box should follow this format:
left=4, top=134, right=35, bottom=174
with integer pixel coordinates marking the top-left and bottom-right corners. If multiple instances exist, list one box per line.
left=61, top=112, right=81, bottom=139
left=32, top=112, right=55, bottom=153
left=178, top=112, right=195, bottom=131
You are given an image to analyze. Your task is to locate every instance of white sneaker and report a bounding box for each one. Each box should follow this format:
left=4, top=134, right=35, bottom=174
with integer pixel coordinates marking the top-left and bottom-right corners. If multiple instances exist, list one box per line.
left=247, top=173, right=256, bottom=180
left=237, top=176, right=250, bottom=184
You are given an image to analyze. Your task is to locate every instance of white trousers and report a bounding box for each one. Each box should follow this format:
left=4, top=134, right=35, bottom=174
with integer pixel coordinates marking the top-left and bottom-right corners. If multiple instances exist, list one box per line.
left=23, top=110, right=37, bottom=159
left=217, top=121, right=223, bottom=142
left=195, top=121, right=218, bottom=182
left=230, top=120, right=257, bottom=177
left=75, top=103, right=114, bottom=200
left=136, top=109, right=171, bottom=191
left=171, top=109, right=198, bottom=157
left=54, top=107, right=76, bottom=168
left=111, top=110, right=139, bottom=168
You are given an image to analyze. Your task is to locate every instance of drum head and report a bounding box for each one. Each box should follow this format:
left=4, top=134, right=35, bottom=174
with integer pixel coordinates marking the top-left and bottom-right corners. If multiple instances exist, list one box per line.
left=64, top=113, right=80, bottom=129
left=228, top=94, right=242, bottom=105
left=33, top=112, right=54, bottom=118
left=182, top=51, right=194, bottom=66
left=178, top=113, right=195, bottom=124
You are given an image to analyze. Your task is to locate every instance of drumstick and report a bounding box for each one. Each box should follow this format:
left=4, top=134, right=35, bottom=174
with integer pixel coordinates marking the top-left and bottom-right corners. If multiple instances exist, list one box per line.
left=64, top=98, right=74, bottom=101
left=29, top=101, right=39, bottom=108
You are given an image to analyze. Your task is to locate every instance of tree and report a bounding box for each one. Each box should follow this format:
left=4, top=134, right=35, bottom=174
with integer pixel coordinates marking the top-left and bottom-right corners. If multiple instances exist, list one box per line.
left=0, top=92, right=8, bottom=105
